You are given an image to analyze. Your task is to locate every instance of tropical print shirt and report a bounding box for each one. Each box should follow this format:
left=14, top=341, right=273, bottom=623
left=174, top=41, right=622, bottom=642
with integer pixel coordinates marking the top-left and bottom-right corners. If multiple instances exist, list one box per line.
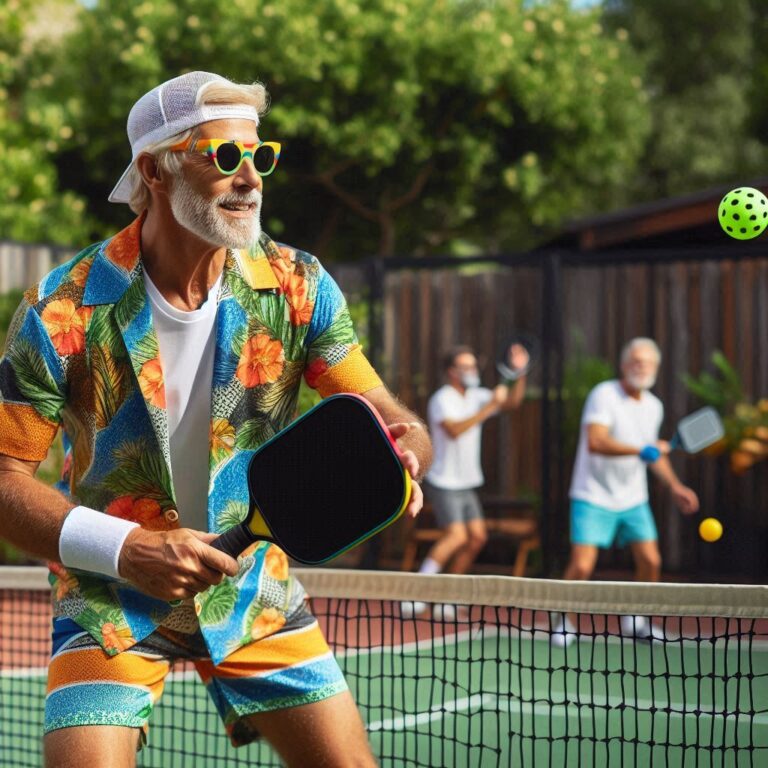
left=0, top=215, right=381, bottom=664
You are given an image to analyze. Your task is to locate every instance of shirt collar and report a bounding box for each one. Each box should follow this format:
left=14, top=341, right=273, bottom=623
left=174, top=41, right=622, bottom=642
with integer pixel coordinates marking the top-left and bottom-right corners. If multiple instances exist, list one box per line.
left=82, top=215, right=281, bottom=306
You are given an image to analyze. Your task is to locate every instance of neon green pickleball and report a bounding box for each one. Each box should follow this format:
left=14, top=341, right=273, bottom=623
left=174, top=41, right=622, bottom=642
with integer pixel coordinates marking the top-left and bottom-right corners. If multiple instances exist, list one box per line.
left=719, top=187, right=768, bottom=240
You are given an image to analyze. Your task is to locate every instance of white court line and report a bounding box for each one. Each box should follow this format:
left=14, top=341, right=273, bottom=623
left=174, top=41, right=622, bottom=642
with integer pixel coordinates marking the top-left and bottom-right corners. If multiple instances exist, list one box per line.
left=366, top=694, right=768, bottom=732
left=343, top=625, right=768, bottom=657
left=368, top=694, right=497, bottom=731
left=5, top=667, right=767, bottom=730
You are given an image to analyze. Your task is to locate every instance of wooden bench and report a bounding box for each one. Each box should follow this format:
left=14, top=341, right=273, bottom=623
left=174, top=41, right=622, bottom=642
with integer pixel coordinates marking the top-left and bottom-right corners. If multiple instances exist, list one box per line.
left=399, top=496, right=540, bottom=577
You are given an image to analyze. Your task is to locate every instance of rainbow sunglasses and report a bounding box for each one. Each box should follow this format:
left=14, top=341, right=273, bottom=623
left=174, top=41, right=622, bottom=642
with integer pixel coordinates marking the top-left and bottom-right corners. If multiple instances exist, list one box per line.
left=169, top=137, right=282, bottom=177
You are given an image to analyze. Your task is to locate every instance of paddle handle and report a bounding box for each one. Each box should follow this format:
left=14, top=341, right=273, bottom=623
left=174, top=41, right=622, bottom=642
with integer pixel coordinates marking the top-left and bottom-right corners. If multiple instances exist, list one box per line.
left=210, top=523, right=256, bottom=558
left=669, top=433, right=681, bottom=452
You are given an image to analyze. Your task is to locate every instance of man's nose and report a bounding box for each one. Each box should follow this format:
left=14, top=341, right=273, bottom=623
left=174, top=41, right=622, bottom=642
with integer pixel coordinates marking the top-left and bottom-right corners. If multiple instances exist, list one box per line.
left=233, top=159, right=263, bottom=192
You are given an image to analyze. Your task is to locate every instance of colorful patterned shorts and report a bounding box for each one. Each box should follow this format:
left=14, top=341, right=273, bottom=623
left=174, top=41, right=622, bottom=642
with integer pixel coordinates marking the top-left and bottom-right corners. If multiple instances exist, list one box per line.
left=44, top=601, right=348, bottom=748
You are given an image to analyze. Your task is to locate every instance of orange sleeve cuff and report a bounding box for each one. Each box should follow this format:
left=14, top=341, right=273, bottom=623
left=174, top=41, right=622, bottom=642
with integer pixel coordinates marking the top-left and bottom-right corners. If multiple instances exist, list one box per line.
left=0, top=402, right=59, bottom=461
left=314, top=346, right=383, bottom=398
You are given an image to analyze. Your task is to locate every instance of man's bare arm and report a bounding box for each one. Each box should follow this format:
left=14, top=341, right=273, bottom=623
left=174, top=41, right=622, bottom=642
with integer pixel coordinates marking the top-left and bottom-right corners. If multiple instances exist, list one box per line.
left=0, top=455, right=238, bottom=600
left=649, top=455, right=700, bottom=515
left=362, top=385, right=432, bottom=479
left=500, top=376, right=527, bottom=411
left=0, top=455, right=72, bottom=561
left=441, top=400, right=501, bottom=439
left=442, top=384, right=518, bottom=438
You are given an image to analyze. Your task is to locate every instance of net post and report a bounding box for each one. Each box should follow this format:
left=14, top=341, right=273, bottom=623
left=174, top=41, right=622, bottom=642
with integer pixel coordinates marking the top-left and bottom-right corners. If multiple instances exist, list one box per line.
left=540, top=250, right=564, bottom=577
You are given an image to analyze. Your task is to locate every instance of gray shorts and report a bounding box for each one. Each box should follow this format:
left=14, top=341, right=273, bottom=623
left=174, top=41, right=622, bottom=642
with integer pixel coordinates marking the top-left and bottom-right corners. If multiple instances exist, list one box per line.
left=424, top=480, right=484, bottom=527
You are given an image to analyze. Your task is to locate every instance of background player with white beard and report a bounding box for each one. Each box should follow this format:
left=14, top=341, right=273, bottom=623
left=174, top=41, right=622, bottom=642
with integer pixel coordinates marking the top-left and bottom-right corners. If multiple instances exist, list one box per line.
left=553, top=338, right=700, bottom=645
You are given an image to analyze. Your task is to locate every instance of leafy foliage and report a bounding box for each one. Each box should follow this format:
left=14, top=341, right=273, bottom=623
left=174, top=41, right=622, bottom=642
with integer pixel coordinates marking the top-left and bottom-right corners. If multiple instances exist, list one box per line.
left=33, top=0, right=648, bottom=256
left=0, top=0, right=93, bottom=244
left=603, top=0, right=768, bottom=200
left=682, top=350, right=744, bottom=413
left=683, top=351, right=768, bottom=474
left=0, top=290, right=25, bottom=352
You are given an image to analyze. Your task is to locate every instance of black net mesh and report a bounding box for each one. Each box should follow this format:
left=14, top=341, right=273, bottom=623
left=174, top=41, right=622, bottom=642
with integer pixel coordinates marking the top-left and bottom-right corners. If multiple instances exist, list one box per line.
left=1, top=569, right=767, bottom=767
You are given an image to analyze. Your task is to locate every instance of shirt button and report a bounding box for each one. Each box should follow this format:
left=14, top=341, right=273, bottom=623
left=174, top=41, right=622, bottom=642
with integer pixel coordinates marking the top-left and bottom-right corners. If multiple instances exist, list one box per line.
left=164, top=509, right=179, bottom=523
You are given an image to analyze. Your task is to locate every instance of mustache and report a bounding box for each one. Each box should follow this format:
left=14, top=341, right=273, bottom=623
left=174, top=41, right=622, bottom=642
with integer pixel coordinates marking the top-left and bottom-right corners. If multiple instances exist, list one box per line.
left=215, top=191, right=262, bottom=207
left=627, top=373, right=656, bottom=389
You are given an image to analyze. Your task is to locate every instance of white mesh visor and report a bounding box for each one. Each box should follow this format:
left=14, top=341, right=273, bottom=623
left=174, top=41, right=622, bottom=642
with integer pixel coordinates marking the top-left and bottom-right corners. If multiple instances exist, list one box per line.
left=108, top=71, right=260, bottom=204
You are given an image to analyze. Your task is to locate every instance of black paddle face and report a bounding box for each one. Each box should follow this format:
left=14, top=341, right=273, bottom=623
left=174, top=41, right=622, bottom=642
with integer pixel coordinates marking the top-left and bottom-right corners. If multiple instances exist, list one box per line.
left=246, top=395, right=408, bottom=564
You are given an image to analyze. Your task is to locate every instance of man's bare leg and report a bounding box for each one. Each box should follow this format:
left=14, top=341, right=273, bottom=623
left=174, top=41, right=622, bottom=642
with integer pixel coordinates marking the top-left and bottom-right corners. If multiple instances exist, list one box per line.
left=424, top=522, right=468, bottom=570
left=556, top=544, right=600, bottom=636
left=562, top=544, right=599, bottom=581
left=249, top=690, right=377, bottom=767
left=629, top=539, right=662, bottom=583
left=445, top=518, right=487, bottom=575
left=44, top=725, right=141, bottom=768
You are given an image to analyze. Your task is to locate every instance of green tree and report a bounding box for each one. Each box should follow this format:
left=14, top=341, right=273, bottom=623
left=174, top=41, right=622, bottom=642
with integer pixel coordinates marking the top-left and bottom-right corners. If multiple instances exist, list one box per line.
left=603, top=0, right=768, bottom=200
left=0, top=0, right=93, bottom=245
left=46, top=0, right=648, bottom=257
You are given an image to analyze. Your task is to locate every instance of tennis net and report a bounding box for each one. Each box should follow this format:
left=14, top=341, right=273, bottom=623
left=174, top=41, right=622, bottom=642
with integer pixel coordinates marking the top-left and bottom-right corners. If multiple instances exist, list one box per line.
left=1, top=566, right=767, bottom=767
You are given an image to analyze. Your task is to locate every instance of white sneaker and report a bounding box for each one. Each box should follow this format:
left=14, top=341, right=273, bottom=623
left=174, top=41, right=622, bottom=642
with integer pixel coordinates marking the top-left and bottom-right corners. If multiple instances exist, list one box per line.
left=620, top=615, right=663, bottom=640
left=620, top=614, right=648, bottom=637
left=432, top=603, right=456, bottom=621
left=550, top=613, right=577, bottom=647
left=400, top=601, right=427, bottom=618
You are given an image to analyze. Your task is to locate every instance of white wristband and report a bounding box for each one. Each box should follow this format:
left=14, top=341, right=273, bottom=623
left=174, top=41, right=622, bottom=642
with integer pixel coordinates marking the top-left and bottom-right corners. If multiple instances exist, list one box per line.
left=58, top=506, right=139, bottom=579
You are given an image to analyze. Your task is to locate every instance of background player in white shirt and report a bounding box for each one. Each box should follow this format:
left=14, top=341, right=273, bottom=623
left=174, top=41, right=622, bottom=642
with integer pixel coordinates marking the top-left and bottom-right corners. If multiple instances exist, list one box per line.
left=554, top=338, right=699, bottom=642
left=403, top=344, right=527, bottom=618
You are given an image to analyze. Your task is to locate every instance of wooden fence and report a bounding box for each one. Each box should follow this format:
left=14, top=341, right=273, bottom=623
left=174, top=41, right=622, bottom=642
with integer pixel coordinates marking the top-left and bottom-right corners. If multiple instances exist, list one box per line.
left=356, top=252, right=768, bottom=581
left=0, top=242, right=74, bottom=293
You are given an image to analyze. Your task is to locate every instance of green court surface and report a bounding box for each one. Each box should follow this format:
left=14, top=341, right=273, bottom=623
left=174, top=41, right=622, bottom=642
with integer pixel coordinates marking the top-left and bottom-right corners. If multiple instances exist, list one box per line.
left=3, top=628, right=766, bottom=768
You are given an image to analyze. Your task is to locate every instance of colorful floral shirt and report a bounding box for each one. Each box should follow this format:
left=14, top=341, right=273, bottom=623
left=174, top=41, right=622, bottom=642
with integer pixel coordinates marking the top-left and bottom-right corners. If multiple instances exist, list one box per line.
left=0, top=216, right=381, bottom=664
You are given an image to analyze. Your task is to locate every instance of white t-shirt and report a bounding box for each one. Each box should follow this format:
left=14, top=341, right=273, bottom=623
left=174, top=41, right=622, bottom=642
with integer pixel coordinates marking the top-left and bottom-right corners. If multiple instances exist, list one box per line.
left=569, top=379, right=664, bottom=511
left=144, top=271, right=222, bottom=532
left=426, top=384, right=493, bottom=490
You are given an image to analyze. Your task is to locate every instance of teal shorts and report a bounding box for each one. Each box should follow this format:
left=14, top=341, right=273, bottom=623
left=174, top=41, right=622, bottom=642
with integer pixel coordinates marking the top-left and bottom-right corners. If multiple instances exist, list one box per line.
left=570, top=499, right=658, bottom=548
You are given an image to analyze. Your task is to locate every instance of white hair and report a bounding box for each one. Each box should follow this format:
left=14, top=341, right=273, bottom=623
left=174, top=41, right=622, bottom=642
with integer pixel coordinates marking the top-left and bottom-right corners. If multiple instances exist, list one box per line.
left=620, top=337, right=662, bottom=365
left=127, top=79, right=269, bottom=215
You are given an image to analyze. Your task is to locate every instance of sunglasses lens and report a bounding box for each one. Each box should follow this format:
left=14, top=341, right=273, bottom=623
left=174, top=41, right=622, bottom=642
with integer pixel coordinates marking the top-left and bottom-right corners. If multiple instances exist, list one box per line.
left=253, top=144, right=276, bottom=175
left=215, top=142, right=243, bottom=173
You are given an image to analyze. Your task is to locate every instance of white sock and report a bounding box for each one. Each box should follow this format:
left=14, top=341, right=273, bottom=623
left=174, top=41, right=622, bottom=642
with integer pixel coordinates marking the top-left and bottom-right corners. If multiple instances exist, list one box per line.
left=419, top=557, right=442, bottom=575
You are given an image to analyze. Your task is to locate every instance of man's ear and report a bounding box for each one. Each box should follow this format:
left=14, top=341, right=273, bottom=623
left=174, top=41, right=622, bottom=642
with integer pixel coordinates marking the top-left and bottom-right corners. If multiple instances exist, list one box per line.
left=135, top=152, right=168, bottom=194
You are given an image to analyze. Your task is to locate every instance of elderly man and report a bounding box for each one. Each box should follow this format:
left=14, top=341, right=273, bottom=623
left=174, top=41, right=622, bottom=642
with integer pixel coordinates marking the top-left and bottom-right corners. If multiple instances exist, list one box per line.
left=0, top=71, right=430, bottom=767
left=553, top=337, right=699, bottom=645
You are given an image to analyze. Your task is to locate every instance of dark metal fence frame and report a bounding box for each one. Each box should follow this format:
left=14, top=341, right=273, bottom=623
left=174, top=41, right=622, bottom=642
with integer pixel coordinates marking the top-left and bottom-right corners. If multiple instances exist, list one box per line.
left=361, top=241, right=768, bottom=577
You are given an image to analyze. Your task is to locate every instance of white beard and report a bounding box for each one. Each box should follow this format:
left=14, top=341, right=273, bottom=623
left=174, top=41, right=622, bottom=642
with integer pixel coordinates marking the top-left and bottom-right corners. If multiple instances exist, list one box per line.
left=169, top=171, right=262, bottom=249
left=626, top=372, right=657, bottom=391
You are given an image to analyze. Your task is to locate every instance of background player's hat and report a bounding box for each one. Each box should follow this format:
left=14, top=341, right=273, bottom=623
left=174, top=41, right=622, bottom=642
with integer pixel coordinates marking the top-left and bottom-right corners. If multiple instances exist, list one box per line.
left=108, top=71, right=260, bottom=204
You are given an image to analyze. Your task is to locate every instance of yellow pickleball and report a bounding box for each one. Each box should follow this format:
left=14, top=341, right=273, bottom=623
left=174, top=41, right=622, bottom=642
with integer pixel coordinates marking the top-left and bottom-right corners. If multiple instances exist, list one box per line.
left=699, top=517, right=723, bottom=543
